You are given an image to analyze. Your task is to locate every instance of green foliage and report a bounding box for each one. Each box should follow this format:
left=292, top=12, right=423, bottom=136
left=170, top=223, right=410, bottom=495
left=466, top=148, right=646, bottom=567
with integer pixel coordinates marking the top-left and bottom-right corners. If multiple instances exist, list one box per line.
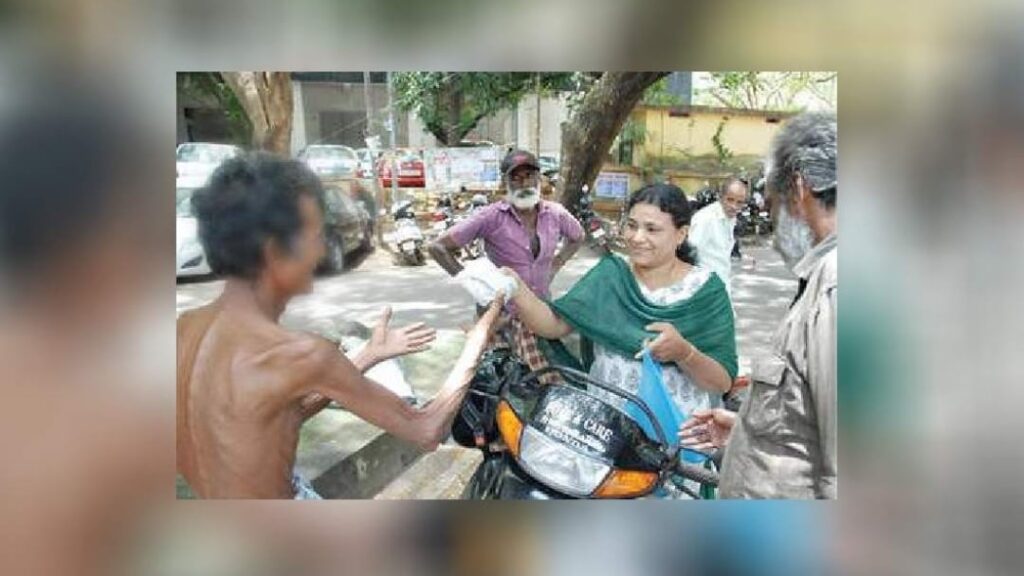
left=562, top=72, right=602, bottom=118
left=641, top=76, right=686, bottom=107
left=177, top=72, right=251, bottom=146
left=617, top=118, right=647, bottom=146
left=711, top=118, right=733, bottom=164
left=695, top=71, right=837, bottom=111
left=613, top=117, right=648, bottom=165
left=392, top=72, right=574, bottom=145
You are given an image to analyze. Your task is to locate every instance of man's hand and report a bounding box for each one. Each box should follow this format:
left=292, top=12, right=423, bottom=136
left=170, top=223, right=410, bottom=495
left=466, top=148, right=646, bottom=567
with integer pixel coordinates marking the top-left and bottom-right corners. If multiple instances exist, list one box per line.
left=466, top=293, right=504, bottom=349
left=365, top=306, right=437, bottom=364
left=550, top=237, right=583, bottom=281
left=678, top=408, right=736, bottom=451
left=498, top=267, right=526, bottom=298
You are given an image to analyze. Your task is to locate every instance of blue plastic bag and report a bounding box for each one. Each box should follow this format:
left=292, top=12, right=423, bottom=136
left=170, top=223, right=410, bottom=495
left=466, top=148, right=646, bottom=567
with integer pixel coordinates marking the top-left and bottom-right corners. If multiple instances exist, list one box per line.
left=626, top=349, right=707, bottom=464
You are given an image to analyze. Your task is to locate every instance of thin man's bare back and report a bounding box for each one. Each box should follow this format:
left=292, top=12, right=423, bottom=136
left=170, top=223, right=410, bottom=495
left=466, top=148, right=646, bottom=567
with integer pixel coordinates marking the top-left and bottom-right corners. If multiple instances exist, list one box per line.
left=177, top=303, right=308, bottom=498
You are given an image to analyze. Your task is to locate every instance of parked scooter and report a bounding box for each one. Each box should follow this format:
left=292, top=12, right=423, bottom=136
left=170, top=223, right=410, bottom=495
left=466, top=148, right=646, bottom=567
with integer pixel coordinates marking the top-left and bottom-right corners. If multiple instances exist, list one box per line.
left=389, top=200, right=426, bottom=266
left=453, top=344, right=720, bottom=499
left=429, top=194, right=456, bottom=239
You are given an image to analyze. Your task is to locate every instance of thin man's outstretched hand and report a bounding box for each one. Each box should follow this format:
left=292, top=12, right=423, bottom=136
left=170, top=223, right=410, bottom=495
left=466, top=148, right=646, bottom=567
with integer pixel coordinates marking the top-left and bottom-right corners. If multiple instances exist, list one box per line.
left=366, top=306, right=437, bottom=363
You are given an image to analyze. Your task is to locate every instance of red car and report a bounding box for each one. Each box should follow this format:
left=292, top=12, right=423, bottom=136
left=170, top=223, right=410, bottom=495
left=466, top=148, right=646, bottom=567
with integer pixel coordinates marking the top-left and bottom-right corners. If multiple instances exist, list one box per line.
left=376, top=149, right=425, bottom=188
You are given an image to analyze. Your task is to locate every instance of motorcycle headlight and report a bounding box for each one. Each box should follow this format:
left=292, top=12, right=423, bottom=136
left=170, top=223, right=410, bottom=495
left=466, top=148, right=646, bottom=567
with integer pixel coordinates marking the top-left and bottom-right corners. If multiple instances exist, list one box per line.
left=517, top=425, right=611, bottom=498
left=496, top=398, right=661, bottom=498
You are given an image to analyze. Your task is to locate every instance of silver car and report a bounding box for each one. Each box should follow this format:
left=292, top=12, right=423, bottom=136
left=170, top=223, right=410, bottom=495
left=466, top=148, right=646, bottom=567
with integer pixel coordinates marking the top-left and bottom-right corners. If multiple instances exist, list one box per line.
left=176, top=181, right=212, bottom=278
left=297, top=145, right=360, bottom=178
left=176, top=142, right=242, bottom=180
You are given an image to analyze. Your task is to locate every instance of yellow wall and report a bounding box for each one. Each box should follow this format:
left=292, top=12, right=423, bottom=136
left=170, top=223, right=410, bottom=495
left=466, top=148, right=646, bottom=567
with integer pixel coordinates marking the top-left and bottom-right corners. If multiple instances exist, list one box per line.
left=636, top=107, right=790, bottom=165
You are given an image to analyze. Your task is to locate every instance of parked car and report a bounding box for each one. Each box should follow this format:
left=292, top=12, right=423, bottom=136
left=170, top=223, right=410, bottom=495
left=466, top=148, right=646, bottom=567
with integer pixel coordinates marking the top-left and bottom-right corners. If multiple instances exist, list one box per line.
left=176, top=142, right=242, bottom=180
left=355, top=147, right=379, bottom=179
left=319, top=184, right=373, bottom=273
left=176, top=179, right=212, bottom=278
left=538, top=154, right=560, bottom=175
left=376, top=148, right=426, bottom=188
left=297, top=145, right=360, bottom=178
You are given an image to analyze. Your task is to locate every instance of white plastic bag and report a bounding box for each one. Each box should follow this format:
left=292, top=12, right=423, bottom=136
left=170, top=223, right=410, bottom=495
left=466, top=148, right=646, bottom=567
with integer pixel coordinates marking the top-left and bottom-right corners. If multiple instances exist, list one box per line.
left=454, top=258, right=518, bottom=306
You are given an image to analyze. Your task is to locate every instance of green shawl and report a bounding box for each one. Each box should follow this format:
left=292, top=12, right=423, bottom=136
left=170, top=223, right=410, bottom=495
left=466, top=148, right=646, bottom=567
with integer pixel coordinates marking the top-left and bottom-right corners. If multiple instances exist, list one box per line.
left=546, top=254, right=738, bottom=380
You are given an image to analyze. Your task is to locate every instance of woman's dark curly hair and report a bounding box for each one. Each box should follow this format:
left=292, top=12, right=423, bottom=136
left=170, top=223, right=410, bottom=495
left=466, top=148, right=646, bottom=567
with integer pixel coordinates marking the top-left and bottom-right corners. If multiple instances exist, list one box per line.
left=190, top=152, right=325, bottom=279
left=626, top=183, right=698, bottom=265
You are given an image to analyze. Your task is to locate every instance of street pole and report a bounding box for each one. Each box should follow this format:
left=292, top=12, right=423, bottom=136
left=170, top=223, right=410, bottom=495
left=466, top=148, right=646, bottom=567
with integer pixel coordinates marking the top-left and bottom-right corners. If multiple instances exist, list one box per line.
left=534, top=73, right=541, bottom=154
left=364, top=71, right=384, bottom=246
left=386, top=71, right=398, bottom=209
left=511, top=99, right=518, bottom=149
left=362, top=71, right=373, bottom=142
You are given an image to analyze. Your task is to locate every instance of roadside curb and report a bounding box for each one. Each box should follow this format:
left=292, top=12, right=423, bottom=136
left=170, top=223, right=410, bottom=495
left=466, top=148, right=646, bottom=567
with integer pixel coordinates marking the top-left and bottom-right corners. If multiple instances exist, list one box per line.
left=311, top=432, right=426, bottom=499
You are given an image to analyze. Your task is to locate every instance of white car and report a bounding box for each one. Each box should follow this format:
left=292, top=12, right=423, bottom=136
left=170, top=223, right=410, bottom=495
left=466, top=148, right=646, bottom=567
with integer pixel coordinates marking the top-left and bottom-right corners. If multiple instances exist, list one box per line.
left=176, top=142, right=242, bottom=180
left=296, top=145, right=359, bottom=178
left=176, top=180, right=212, bottom=278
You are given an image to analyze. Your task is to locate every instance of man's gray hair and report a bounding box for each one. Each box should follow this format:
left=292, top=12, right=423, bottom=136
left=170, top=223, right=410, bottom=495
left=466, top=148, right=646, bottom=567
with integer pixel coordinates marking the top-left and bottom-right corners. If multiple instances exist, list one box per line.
left=721, top=176, right=749, bottom=195
left=766, top=112, right=837, bottom=207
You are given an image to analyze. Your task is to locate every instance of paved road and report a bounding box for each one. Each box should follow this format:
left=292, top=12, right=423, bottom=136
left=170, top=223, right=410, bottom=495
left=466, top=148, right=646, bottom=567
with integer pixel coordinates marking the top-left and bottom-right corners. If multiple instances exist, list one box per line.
left=177, top=241, right=795, bottom=362
left=177, top=245, right=598, bottom=331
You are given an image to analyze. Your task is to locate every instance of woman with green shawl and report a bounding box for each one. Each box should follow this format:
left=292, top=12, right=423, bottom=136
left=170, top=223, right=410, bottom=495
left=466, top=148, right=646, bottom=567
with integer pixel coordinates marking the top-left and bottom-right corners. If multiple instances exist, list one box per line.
left=502, top=184, right=738, bottom=449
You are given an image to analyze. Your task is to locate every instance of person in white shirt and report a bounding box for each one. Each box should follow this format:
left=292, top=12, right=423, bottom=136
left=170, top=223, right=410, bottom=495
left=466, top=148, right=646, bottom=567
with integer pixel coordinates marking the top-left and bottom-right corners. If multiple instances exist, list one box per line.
left=688, top=178, right=748, bottom=291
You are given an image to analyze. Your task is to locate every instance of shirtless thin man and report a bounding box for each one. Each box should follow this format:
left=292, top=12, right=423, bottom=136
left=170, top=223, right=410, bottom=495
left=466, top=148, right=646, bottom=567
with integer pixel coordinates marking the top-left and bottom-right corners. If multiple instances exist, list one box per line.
left=176, top=153, right=501, bottom=498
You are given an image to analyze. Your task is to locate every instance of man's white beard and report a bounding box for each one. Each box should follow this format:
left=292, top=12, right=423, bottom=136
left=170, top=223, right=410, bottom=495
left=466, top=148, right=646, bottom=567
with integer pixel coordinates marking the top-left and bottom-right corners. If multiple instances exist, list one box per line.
left=773, top=201, right=815, bottom=271
left=508, top=187, right=540, bottom=210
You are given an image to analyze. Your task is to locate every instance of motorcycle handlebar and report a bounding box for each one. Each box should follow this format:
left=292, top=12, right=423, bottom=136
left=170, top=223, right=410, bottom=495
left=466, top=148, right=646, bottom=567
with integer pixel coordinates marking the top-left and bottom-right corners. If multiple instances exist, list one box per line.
left=675, top=460, right=719, bottom=487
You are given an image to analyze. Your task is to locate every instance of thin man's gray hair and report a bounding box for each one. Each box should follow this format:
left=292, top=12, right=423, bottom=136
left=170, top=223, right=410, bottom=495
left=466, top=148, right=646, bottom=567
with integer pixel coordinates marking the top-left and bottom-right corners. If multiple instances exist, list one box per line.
left=766, top=112, right=837, bottom=208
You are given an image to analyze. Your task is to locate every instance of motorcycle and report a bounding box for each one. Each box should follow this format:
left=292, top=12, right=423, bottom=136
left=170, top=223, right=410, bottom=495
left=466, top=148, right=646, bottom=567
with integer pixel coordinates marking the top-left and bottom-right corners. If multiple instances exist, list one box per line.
left=736, top=185, right=772, bottom=239
left=455, top=190, right=720, bottom=499
left=429, top=195, right=456, bottom=239
left=736, top=202, right=755, bottom=238
left=388, top=200, right=426, bottom=266
left=577, top=184, right=625, bottom=253
left=750, top=183, right=772, bottom=237
left=690, top=184, right=718, bottom=212
left=453, top=345, right=720, bottom=500
left=457, top=194, right=488, bottom=260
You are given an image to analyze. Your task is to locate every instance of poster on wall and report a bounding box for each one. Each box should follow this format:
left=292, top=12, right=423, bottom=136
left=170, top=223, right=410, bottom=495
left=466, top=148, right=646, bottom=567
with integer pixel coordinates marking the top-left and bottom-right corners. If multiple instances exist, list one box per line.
left=594, top=171, right=631, bottom=200
left=427, top=147, right=501, bottom=191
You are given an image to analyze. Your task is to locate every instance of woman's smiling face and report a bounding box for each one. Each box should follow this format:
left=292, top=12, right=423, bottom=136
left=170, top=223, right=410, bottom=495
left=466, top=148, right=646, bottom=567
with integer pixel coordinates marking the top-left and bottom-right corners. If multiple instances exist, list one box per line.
left=624, top=202, right=687, bottom=268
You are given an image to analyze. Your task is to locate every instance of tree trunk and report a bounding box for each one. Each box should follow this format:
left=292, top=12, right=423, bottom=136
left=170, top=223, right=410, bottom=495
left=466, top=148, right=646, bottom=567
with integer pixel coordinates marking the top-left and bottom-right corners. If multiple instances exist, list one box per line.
left=221, top=72, right=293, bottom=156
left=558, top=72, right=668, bottom=213
left=445, top=77, right=462, bottom=146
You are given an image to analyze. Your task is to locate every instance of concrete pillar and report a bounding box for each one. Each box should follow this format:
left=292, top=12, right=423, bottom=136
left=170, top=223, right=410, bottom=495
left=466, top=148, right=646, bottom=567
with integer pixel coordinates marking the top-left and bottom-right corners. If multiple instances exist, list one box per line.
left=290, top=81, right=306, bottom=154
